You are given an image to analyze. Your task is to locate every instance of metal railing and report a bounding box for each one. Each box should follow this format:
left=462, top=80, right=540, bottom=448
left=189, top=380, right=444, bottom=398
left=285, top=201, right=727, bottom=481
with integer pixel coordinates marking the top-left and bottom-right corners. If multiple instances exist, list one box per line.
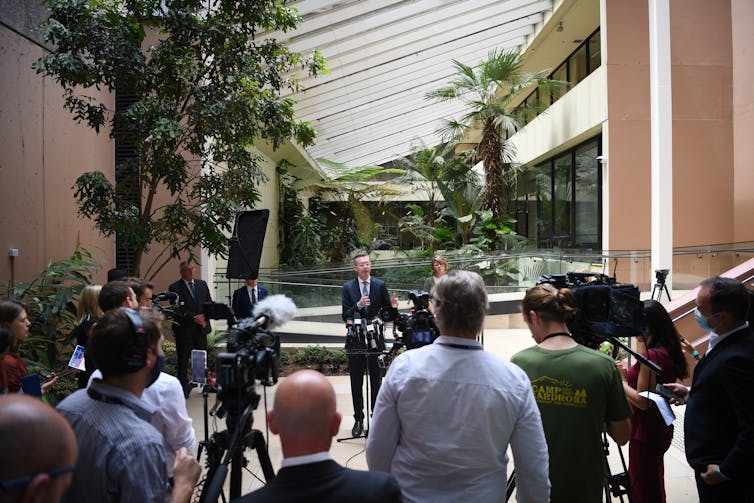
left=211, top=242, right=754, bottom=310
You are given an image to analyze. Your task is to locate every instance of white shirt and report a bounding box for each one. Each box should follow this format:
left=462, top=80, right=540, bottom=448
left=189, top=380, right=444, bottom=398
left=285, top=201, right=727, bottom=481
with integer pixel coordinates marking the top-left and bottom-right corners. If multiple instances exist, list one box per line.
left=280, top=451, right=332, bottom=468
left=89, top=370, right=196, bottom=474
left=706, top=322, right=749, bottom=355
left=366, top=336, right=550, bottom=503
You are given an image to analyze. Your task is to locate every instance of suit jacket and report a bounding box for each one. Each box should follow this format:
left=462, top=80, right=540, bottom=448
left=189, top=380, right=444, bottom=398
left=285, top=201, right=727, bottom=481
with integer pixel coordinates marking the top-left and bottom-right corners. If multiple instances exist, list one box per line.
left=233, top=459, right=402, bottom=503
left=342, top=276, right=393, bottom=322
left=231, top=285, right=268, bottom=319
left=168, top=278, right=212, bottom=338
left=684, top=324, right=754, bottom=479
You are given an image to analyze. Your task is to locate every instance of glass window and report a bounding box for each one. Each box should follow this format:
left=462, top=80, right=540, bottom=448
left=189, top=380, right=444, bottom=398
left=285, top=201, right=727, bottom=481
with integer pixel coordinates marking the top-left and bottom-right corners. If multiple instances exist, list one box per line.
left=574, top=141, right=600, bottom=248
left=569, top=44, right=588, bottom=86
left=551, top=63, right=568, bottom=102
left=588, top=30, right=601, bottom=73
left=553, top=154, right=572, bottom=247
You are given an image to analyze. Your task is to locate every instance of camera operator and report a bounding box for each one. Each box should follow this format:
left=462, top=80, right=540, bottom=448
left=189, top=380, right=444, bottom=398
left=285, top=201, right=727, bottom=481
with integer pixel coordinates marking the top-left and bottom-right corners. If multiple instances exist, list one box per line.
left=341, top=252, right=398, bottom=438
left=511, top=284, right=631, bottom=503
left=57, top=308, right=201, bottom=503
left=366, top=270, right=550, bottom=503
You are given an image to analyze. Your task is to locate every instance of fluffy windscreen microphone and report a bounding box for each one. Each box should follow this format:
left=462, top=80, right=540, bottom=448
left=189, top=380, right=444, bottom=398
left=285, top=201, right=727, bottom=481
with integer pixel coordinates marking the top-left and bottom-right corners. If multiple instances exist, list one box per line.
left=235, top=294, right=297, bottom=331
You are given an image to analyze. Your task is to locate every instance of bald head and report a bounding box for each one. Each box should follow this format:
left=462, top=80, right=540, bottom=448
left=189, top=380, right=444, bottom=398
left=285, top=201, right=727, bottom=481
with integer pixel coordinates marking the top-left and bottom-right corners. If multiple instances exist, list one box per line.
left=268, top=370, right=341, bottom=458
left=0, top=395, right=77, bottom=503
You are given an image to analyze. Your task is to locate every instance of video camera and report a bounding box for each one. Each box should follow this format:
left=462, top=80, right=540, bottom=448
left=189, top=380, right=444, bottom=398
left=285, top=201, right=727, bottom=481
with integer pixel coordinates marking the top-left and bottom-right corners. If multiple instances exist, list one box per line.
left=536, top=272, right=645, bottom=349
left=212, top=295, right=296, bottom=400
left=150, top=291, right=181, bottom=319
left=379, top=290, right=440, bottom=365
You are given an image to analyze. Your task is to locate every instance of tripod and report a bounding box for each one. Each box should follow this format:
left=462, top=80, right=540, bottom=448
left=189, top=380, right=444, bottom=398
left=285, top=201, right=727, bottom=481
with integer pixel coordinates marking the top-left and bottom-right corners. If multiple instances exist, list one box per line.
left=505, top=433, right=632, bottom=503
left=337, top=348, right=381, bottom=442
left=652, top=269, right=671, bottom=302
left=199, top=389, right=274, bottom=502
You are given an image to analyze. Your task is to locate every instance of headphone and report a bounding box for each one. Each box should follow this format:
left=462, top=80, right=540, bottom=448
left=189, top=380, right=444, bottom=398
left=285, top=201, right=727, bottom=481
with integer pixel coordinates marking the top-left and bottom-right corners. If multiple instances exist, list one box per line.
left=120, top=308, right=148, bottom=371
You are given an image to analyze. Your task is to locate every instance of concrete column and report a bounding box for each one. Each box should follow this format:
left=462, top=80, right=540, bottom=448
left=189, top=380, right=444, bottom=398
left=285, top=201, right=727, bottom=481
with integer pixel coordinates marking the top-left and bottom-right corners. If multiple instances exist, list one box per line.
left=648, top=0, right=673, bottom=295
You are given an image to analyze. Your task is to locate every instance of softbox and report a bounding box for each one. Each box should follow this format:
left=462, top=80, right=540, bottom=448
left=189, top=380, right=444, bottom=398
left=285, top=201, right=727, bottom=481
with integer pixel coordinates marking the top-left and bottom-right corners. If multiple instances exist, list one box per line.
left=226, top=210, right=269, bottom=280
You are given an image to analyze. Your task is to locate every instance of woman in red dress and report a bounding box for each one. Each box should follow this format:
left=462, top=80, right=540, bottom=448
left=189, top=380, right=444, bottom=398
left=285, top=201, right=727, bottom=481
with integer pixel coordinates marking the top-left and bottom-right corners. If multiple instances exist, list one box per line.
left=617, top=299, right=689, bottom=503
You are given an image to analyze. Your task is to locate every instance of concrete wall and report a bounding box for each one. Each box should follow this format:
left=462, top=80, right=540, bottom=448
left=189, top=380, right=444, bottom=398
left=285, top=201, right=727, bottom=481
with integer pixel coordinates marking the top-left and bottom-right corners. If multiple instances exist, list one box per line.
left=603, top=0, right=736, bottom=251
left=1, top=3, right=115, bottom=287
left=731, top=0, right=754, bottom=242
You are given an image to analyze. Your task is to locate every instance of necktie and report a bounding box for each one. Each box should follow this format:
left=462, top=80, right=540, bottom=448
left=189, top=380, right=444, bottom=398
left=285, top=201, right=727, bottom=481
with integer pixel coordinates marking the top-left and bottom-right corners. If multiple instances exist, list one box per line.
left=362, top=281, right=369, bottom=296
left=251, top=288, right=257, bottom=305
left=189, top=281, right=197, bottom=300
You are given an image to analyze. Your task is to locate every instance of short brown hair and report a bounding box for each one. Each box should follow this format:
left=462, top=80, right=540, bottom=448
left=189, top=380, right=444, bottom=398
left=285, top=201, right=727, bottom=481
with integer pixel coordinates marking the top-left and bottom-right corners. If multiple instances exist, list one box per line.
left=90, top=308, right=162, bottom=378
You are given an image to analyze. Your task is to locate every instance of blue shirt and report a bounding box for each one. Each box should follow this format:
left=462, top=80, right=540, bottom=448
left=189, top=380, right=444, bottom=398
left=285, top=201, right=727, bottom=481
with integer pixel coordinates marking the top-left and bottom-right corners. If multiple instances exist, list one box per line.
left=57, top=380, right=171, bottom=503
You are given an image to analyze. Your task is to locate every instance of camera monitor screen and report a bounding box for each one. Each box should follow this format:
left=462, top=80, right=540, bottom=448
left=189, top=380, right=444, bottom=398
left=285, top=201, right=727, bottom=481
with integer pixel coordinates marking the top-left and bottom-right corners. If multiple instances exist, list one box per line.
left=406, top=330, right=433, bottom=349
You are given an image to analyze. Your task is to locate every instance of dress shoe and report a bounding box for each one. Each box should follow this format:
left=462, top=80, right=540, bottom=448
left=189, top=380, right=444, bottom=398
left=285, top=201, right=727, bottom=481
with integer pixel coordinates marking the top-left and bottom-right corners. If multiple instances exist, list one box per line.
left=352, top=420, right=364, bottom=437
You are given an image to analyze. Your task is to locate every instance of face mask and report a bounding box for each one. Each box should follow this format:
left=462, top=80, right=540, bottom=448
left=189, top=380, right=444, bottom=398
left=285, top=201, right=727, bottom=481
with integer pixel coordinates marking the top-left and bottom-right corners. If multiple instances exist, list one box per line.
left=694, top=308, right=715, bottom=332
left=147, top=354, right=165, bottom=388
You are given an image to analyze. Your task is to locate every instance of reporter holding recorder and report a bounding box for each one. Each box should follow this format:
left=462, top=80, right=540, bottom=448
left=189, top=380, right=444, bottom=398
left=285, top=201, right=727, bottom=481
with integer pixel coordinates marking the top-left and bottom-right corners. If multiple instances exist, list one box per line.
left=616, top=299, right=688, bottom=503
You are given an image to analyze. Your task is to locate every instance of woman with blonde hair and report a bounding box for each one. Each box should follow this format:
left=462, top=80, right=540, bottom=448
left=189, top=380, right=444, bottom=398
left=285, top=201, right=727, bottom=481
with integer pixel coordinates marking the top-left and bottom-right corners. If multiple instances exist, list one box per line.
left=422, top=254, right=448, bottom=293
left=72, top=285, right=103, bottom=388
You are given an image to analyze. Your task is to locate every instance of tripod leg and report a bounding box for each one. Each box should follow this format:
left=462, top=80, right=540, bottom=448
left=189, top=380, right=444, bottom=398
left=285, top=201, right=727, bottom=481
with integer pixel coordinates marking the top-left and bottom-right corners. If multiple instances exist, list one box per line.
left=250, top=430, right=275, bottom=482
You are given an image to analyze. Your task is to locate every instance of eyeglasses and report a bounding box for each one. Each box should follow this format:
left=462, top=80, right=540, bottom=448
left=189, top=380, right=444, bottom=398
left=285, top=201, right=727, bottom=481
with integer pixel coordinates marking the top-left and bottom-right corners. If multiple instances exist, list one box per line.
left=0, top=466, right=75, bottom=492
left=354, top=262, right=370, bottom=268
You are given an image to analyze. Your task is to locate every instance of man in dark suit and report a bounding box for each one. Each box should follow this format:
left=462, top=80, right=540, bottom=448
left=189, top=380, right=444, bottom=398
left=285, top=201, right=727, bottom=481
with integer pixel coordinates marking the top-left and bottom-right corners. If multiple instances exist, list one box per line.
left=231, top=276, right=268, bottom=319
left=234, top=370, right=401, bottom=503
left=666, top=276, right=754, bottom=502
left=341, top=252, right=397, bottom=437
left=169, top=261, right=213, bottom=398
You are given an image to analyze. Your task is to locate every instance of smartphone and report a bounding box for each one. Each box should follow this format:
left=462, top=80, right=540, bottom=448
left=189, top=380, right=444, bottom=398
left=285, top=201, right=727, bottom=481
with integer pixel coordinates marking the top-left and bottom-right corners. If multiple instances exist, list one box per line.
left=655, top=384, right=686, bottom=405
left=191, top=349, right=207, bottom=385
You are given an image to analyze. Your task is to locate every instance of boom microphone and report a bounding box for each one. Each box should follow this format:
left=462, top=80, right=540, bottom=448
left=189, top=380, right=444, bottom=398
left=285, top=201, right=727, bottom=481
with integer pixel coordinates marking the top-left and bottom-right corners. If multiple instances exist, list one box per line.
left=236, top=294, right=297, bottom=332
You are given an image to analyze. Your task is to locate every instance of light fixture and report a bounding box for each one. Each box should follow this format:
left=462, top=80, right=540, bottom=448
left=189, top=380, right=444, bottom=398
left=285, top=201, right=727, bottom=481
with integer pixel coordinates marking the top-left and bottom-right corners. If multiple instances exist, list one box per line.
left=556, top=21, right=564, bottom=32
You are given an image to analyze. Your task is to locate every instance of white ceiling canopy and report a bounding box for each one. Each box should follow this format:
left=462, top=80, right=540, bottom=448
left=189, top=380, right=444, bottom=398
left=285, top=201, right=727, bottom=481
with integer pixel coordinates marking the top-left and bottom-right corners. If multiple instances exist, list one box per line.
left=270, top=0, right=556, bottom=168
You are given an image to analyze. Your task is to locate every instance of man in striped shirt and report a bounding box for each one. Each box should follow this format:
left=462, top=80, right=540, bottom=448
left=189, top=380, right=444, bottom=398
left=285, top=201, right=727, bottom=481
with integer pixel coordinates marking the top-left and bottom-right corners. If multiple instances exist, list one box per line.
left=57, top=308, right=201, bottom=503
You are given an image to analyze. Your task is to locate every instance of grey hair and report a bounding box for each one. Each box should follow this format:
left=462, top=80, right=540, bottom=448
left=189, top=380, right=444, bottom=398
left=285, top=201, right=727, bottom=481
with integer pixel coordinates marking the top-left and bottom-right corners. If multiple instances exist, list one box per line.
left=433, top=270, right=488, bottom=336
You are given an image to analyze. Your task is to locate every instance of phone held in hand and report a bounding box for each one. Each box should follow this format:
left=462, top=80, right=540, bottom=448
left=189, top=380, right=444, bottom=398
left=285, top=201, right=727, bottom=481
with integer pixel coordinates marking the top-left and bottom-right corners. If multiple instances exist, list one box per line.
left=656, top=383, right=686, bottom=405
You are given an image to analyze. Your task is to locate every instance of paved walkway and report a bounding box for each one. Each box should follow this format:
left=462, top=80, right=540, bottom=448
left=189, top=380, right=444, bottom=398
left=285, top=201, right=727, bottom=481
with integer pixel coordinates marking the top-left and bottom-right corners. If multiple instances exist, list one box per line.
left=185, top=328, right=698, bottom=501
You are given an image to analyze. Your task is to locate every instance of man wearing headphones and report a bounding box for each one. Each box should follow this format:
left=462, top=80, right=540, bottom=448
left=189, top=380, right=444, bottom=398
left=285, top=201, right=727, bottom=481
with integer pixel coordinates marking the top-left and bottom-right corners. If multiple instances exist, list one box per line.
left=57, top=308, right=201, bottom=503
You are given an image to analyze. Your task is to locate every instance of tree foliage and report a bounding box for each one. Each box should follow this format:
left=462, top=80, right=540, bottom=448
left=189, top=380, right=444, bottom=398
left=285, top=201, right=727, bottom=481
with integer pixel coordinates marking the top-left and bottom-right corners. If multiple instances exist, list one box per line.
left=426, top=48, right=566, bottom=219
left=34, top=0, right=326, bottom=278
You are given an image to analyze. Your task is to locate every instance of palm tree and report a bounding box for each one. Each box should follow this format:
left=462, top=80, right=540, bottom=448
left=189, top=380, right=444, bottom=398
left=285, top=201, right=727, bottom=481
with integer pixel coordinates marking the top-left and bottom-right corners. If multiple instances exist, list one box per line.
left=308, top=159, right=404, bottom=261
left=426, top=48, right=566, bottom=219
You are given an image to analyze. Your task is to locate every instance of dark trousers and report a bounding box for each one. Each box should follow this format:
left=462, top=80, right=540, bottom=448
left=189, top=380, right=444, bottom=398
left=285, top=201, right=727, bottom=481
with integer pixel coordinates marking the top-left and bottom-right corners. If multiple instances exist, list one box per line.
left=175, top=330, right=207, bottom=389
left=694, top=471, right=753, bottom=503
left=629, top=440, right=668, bottom=503
left=348, top=353, right=381, bottom=421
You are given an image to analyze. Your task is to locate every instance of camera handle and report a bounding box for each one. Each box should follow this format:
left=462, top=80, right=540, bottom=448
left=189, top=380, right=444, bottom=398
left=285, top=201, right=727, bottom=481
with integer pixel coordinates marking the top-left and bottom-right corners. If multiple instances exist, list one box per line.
left=604, top=334, right=662, bottom=376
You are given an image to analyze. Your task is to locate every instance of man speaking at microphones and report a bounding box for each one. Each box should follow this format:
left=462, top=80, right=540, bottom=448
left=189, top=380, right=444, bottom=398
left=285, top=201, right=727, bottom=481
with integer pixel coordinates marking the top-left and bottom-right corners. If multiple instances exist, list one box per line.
left=341, top=252, right=398, bottom=438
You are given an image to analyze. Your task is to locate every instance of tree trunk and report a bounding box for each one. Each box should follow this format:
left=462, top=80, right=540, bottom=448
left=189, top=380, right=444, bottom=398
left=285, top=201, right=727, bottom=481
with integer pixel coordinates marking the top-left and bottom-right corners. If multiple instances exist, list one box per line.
left=479, top=120, right=505, bottom=218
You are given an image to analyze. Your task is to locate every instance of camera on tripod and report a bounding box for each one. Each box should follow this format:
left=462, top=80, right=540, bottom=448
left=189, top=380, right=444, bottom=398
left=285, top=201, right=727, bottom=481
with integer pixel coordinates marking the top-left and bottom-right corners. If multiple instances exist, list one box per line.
left=536, top=272, right=645, bottom=350
left=380, top=290, right=440, bottom=364
left=215, top=321, right=280, bottom=393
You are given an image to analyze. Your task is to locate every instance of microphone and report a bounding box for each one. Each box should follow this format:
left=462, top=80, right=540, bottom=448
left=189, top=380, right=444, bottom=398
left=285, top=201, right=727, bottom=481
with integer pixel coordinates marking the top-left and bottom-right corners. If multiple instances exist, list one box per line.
left=236, top=294, right=297, bottom=332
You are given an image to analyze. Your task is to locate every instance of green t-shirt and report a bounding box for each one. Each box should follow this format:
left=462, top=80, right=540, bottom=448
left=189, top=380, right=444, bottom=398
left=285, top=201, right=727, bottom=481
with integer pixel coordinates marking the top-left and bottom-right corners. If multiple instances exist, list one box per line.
left=511, top=345, right=631, bottom=503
